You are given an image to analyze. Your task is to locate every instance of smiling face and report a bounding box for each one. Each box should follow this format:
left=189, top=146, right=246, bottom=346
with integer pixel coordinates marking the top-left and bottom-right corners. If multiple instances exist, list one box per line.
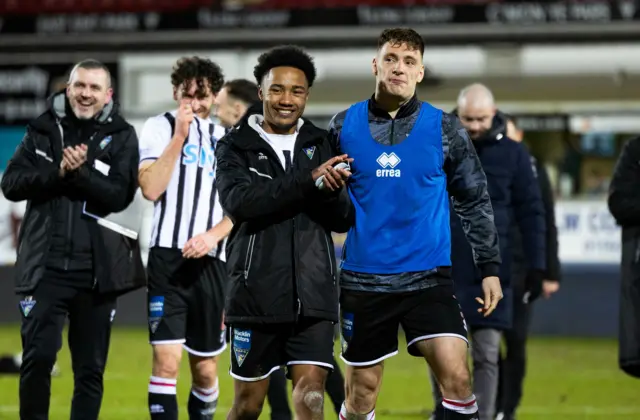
left=66, top=67, right=113, bottom=120
left=173, top=79, right=215, bottom=119
left=259, top=66, right=308, bottom=135
left=373, top=41, right=425, bottom=103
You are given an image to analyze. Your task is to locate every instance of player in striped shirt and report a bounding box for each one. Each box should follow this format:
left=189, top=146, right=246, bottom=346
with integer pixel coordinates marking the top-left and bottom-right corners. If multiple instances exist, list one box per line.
left=138, top=57, right=229, bottom=420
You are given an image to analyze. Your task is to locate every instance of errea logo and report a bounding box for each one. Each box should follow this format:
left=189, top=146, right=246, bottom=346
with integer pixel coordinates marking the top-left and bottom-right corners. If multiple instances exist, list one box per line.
left=376, top=152, right=401, bottom=178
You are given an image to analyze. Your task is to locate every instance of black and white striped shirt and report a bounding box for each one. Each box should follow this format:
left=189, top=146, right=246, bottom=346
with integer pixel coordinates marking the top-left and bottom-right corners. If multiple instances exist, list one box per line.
left=139, top=111, right=227, bottom=261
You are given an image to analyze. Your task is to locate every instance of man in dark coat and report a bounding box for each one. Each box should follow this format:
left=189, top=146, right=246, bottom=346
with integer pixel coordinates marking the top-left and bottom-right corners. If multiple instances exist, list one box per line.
left=430, top=84, right=546, bottom=420
left=608, top=136, right=640, bottom=379
left=1, top=59, right=144, bottom=420
left=494, top=116, right=561, bottom=420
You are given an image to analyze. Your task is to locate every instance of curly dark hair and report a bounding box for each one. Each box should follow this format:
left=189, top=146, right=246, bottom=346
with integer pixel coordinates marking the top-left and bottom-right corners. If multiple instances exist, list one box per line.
left=253, top=45, right=317, bottom=88
left=171, top=56, right=225, bottom=97
left=377, top=28, right=424, bottom=56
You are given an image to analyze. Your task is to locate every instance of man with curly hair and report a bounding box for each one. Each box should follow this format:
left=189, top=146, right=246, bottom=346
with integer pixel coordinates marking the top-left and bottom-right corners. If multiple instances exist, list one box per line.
left=138, top=56, right=229, bottom=420
left=216, top=45, right=354, bottom=420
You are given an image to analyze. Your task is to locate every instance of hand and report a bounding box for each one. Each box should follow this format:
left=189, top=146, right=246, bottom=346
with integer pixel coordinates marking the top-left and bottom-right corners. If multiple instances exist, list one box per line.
left=175, top=99, right=195, bottom=140
left=59, top=160, right=67, bottom=177
left=542, top=280, right=560, bottom=299
left=311, top=154, right=354, bottom=192
left=62, top=144, right=88, bottom=172
left=522, top=270, right=544, bottom=304
left=182, top=231, right=220, bottom=259
left=476, top=276, right=503, bottom=317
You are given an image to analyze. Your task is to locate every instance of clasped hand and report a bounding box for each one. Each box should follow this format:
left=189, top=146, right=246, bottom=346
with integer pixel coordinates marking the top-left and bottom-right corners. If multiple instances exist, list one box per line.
left=60, top=144, right=88, bottom=176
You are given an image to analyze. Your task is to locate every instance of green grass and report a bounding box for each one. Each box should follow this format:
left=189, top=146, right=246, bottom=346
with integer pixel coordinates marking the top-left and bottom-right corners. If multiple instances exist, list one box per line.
left=0, top=326, right=639, bottom=419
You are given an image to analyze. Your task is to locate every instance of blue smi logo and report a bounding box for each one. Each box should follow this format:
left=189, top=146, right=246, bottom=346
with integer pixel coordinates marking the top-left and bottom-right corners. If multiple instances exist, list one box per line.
left=182, top=143, right=215, bottom=177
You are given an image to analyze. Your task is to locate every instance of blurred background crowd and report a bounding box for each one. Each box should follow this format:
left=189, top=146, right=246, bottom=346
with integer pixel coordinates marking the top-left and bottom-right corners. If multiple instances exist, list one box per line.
left=0, top=0, right=639, bottom=418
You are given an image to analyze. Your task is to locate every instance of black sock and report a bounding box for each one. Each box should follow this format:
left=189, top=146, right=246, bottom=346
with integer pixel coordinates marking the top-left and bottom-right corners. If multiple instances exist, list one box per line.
left=149, top=376, right=178, bottom=420
left=442, top=396, right=479, bottom=420
left=325, top=357, right=345, bottom=414
left=188, top=382, right=219, bottom=420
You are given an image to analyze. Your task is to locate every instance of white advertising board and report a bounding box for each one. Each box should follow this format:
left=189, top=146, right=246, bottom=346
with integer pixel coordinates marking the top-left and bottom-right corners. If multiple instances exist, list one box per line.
left=555, top=200, right=620, bottom=264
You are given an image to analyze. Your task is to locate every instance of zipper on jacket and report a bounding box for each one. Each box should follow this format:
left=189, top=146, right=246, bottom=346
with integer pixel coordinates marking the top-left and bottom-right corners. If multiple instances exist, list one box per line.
left=323, top=232, right=335, bottom=283
left=389, top=119, right=396, bottom=145
left=243, top=234, right=256, bottom=281
left=64, top=203, right=73, bottom=270
left=293, top=217, right=302, bottom=317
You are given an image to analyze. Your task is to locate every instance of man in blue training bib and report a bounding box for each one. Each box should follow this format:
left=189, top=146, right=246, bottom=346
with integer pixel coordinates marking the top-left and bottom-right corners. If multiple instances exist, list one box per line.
left=329, top=28, right=503, bottom=420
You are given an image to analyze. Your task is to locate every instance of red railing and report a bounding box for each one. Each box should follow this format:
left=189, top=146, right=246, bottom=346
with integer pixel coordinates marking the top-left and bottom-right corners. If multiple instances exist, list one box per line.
left=0, top=0, right=504, bottom=15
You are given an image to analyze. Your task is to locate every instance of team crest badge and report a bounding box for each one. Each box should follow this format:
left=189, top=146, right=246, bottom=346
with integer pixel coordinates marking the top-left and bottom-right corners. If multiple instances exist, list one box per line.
left=20, top=296, right=36, bottom=317
left=148, top=296, right=164, bottom=334
left=99, top=136, right=112, bottom=150
left=233, top=329, right=252, bottom=367
left=303, top=146, right=316, bottom=160
left=341, top=312, right=354, bottom=353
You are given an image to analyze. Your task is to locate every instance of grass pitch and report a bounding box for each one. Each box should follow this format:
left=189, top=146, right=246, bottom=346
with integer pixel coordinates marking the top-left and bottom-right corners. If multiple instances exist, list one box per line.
left=0, top=326, right=639, bottom=419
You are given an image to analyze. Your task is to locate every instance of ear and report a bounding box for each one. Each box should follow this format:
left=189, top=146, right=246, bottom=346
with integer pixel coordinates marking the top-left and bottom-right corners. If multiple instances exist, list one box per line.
left=258, top=87, right=264, bottom=101
left=372, top=57, right=378, bottom=76
left=417, top=64, right=425, bottom=84
left=65, top=83, right=72, bottom=98
left=105, top=87, right=114, bottom=104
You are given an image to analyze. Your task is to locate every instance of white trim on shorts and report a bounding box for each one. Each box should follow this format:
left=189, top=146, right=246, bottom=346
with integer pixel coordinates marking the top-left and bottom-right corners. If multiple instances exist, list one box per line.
left=286, top=360, right=334, bottom=370
left=150, top=339, right=186, bottom=346
left=229, top=365, right=282, bottom=382
left=183, top=341, right=227, bottom=357
left=406, top=333, right=469, bottom=348
left=340, top=350, right=399, bottom=367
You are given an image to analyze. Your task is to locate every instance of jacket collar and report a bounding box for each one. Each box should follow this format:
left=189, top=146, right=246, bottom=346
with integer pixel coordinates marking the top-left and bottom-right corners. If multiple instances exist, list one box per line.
left=368, top=94, right=420, bottom=120
left=229, top=112, right=325, bottom=152
left=29, top=90, right=129, bottom=134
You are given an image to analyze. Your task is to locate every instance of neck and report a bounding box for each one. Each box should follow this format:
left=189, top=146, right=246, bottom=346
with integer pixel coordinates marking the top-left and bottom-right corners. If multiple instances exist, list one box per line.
left=374, top=90, right=411, bottom=118
left=261, top=119, right=296, bottom=135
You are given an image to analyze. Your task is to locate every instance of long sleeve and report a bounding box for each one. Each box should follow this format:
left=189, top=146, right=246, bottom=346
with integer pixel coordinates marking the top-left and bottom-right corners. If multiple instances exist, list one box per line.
left=1, top=128, right=64, bottom=202
left=536, top=159, right=561, bottom=281
left=444, top=114, right=501, bottom=278
left=609, top=137, right=640, bottom=226
left=511, top=145, right=546, bottom=273
left=69, top=128, right=140, bottom=214
left=215, top=136, right=316, bottom=223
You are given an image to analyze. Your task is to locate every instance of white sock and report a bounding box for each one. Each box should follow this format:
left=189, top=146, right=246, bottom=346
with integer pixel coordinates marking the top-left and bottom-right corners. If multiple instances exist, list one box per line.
left=340, top=402, right=375, bottom=420
left=149, top=376, right=177, bottom=395
left=191, top=380, right=219, bottom=403
left=442, top=394, right=479, bottom=415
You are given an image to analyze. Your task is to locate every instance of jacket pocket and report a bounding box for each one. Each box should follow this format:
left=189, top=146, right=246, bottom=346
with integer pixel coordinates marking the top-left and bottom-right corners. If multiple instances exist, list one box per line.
left=243, top=234, right=256, bottom=282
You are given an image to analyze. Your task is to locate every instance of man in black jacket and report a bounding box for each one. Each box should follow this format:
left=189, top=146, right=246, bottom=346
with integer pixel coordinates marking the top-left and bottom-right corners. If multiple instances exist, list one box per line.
left=608, top=136, right=640, bottom=379
left=216, top=46, right=354, bottom=420
left=215, top=77, right=347, bottom=420
left=494, top=116, right=561, bottom=420
left=1, top=59, right=143, bottom=420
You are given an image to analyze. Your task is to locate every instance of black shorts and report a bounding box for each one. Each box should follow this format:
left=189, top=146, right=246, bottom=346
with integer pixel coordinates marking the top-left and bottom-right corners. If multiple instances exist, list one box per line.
left=147, top=247, right=227, bottom=356
left=339, top=284, right=468, bottom=366
left=229, top=317, right=335, bottom=382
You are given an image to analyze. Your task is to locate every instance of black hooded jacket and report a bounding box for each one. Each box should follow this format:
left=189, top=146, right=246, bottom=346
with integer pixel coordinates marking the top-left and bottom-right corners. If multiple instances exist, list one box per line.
left=1, top=91, right=144, bottom=295
left=216, top=111, right=354, bottom=324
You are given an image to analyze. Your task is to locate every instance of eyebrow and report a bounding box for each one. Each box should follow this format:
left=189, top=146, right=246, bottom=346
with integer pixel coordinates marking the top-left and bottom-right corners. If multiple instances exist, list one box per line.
left=270, top=83, right=306, bottom=90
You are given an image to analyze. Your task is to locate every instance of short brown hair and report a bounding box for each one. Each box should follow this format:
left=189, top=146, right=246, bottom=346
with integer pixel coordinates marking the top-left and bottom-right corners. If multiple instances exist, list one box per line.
left=171, top=56, right=224, bottom=97
left=377, top=28, right=424, bottom=57
left=224, top=79, right=259, bottom=105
